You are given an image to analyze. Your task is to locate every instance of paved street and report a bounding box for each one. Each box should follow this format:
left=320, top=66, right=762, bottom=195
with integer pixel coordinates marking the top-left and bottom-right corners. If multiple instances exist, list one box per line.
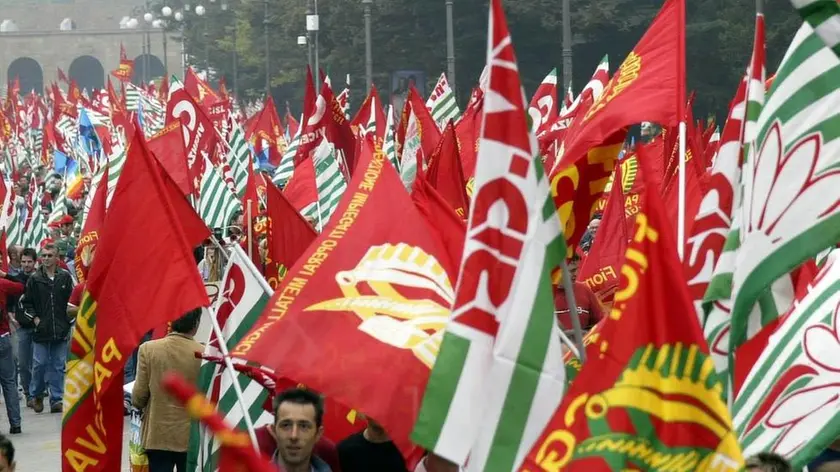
left=0, top=397, right=131, bottom=470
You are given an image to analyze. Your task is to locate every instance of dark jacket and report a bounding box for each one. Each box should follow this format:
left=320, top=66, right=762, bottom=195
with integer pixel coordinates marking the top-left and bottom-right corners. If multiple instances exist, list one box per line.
left=9, top=271, right=30, bottom=327
left=21, top=266, right=74, bottom=342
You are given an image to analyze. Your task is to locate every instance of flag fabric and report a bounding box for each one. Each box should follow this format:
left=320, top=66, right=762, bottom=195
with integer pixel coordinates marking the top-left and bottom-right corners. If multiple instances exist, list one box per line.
left=61, top=127, right=210, bottom=472
left=411, top=1, right=566, bottom=470
left=263, top=179, right=317, bottom=289
left=728, top=14, right=840, bottom=362
left=520, top=163, right=744, bottom=472
left=528, top=68, right=558, bottom=135
left=398, top=87, right=441, bottom=191
left=25, top=185, right=46, bottom=248
left=790, top=0, right=840, bottom=57
left=164, top=372, right=276, bottom=472
left=187, top=244, right=275, bottom=472
left=426, top=73, right=461, bottom=127
left=226, top=120, right=252, bottom=198
left=147, top=120, right=193, bottom=197
left=199, top=157, right=243, bottom=232
left=383, top=105, right=400, bottom=172
left=74, top=168, right=108, bottom=283
left=550, top=0, right=685, bottom=174
left=733, top=256, right=840, bottom=469
left=166, top=89, right=219, bottom=195
left=231, top=137, right=451, bottom=466
left=424, top=122, right=469, bottom=219
left=271, top=125, right=301, bottom=188
left=300, top=140, right=347, bottom=232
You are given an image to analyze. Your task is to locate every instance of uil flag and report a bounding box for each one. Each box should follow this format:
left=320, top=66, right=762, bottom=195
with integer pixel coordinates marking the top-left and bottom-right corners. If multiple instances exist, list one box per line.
left=527, top=68, right=558, bottom=135
left=74, top=167, right=108, bottom=283
left=520, top=170, right=743, bottom=471
left=551, top=0, right=685, bottom=173
left=411, top=1, right=566, bottom=470
left=232, top=137, right=452, bottom=465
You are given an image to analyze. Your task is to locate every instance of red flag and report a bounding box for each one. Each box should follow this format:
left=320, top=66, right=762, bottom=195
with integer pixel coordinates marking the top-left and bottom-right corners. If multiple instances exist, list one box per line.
left=454, top=89, right=483, bottom=183
left=281, top=157, right=318, bottom=211
left=74, top=168, right=108, bottom=283
left=162, top=372, right=276, bottom=472
left=285, top=107, right=300, bottom=139
left=166, top=89, right=219, bottom=196
left=521, top=158, right=743, bottom=471
left=293, top=80, right=357, bottom=174
left=396, top=86, right=441, bottom=173
left=249, top=97, right=286, bottom=167
left=528, top=69, right=559, bottom=136
left=62, top=126, right=210, bottom=472
left=147, top=119, right=193, bottom=196
left=576, top=163, right=628, bottom=305
left=550, top=0, right=685, bottom=174
left=57, top=68, right=69, bottom=84
left=350, top=85, right=387, bottom=142
left=264, top=178, right=317, bottom=288
left=242, top=165, right=263, bottom=270
left=425, top=122, right=469, bottom=219
left=411, top=173, right=466, bottom=279
left=232, top=138, right=449, bottom=466
left=185, top=67, right=222, bottom=111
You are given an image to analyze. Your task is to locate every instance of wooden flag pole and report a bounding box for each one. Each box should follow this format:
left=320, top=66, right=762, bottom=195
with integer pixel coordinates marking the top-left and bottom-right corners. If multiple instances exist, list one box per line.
left=559, top=258, right=587, bottom=363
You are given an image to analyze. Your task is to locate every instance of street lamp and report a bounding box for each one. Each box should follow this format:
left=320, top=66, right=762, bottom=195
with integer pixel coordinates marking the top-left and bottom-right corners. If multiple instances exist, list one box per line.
left=562, top=0, right=572, bottom=92
left=264, top=0, right=270, bottom=92
left=362, top=0, right=373, bottom=90
left=306, top=0, right=319, bottom=76
left=445, top=0, right=455, bottom=92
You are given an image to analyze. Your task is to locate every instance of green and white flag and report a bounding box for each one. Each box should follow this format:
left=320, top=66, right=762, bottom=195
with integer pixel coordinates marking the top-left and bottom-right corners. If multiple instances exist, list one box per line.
left=105, top=142, right=127, bottom=208
left=272, top=119, right=302, bottom=188
left=426, top=73, right=461, bottom=128
left=412, top=2, right=566, bottom=470
left=383, top=105, right=400, bottom=173
left=729, top=17, right=840, bottom=356
left=25, top=186, right=46, bottom=248
left=300, top=140, right=347, bottom=232
left=225, top=118, right=251, bottom=198
left=187, top=244, right=275, bottom=472
left=48, top=185, right=67, bottom=226
left=399, top=111, right=421, bottom=191
left=733, top=252, right=840, bottom=469
left=199, top=157, right=242, bottom=231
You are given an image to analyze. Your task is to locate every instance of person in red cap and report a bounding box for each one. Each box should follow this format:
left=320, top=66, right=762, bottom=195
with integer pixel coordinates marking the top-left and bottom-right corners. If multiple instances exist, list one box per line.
left=54, top=215, right=76, bottom=264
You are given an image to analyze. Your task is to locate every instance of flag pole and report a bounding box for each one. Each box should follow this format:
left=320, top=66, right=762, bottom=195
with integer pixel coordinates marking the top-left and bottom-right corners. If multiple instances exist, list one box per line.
left=559, top=258, right=586, bottom=363
left=202, top=311, right=259, bottom=448
left=677, top=122, right=686, bottom=261
left=676, top=0, right=687, bottom=261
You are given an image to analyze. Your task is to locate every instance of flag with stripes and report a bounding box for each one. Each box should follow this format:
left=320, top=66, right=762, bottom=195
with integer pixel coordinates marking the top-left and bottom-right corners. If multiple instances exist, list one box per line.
left=300, top=141, right=347, bottom=232
left=426, top=73, right=461, bottom=128
left=48, top=186, right=67, bottom=226
left=411, top=1, right=566, bottom=469
left=728, top=11, right=840, bottom=362
left=25, top=186, right=46, bottom=248
left=187, top=244, right=274, bottom=472
left=199, top=157, right=242, bottom=232
left=383, top=105, right=400, bottom=172
left=126, top=83, right=166, bottom=137
left=271, top=123, right=301, bottom=188
left=5, top=192, right=23, bottom=249
left=105, top=142, right=127, bottom=208
left=225, top=119, right=251, bottom=198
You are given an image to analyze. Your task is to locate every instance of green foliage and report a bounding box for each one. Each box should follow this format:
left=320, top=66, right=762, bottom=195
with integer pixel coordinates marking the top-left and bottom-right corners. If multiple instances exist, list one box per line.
left=174, top=0, right=799, bottom=118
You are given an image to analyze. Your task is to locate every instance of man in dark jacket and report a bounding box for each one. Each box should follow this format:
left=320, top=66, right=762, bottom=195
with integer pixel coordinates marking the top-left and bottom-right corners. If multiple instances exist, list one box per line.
left=11, top=247, right=36, bottom=409
left=21, top=242, right=73, bottom=414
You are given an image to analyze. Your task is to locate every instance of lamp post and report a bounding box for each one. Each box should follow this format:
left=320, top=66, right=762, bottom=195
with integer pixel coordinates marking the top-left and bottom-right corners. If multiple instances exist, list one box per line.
left=445, top=0, right=455, bottom=92
left=195, top=4, right=208, bottom=77
left=362, top=0, right=373, bottom=89
left=263, top=0, right=270, bottom=92
left=561, top=0, right=572, bottom=92
left=160, top=6, right=173, bottom=77
left=306, top=0, right=319, bottom=76
left=221, top=1, right=237, bottom=101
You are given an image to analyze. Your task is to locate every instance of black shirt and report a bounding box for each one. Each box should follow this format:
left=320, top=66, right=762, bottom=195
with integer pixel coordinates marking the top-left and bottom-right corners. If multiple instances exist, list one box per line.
left=337, top=431, right=408, bottom=472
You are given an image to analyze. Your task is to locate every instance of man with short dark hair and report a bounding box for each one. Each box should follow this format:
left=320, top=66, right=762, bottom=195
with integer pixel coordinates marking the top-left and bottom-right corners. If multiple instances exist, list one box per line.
left=0, top=433, right=15, bottom=471
left=271, top=388, right=332, bottom=472
left=745, top=452, right=792, bottom=472
left=12, top=248, right=36, bottom=409
left=133, top=308, right=204, bottom=472
left=21, top=242, right=72, bottom=414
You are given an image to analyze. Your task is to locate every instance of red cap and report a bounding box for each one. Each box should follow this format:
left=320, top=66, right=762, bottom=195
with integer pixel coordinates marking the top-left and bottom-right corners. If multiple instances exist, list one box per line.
left=59, top=215, right=74, bottom=225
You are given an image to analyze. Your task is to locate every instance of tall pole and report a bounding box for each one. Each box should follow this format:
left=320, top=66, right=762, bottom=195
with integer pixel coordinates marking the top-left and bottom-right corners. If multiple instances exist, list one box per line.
left=756, top=0, right=764, bottom=14
left=306, top=0, right=315, bottom=73
left=561, top=0, right=572, bottom=93
left=163, top=29, right=169, bottom=77
left=314, top=0, right=320, bottom=77
left=203, top=19, right=209, bottom=76
left=232, top=15, right=238, bottom=100
left=363, top=0, right=373, bottom=89
left=445, top=0, right=455, bottom=93
left=263, top=0, right=270, bottom=92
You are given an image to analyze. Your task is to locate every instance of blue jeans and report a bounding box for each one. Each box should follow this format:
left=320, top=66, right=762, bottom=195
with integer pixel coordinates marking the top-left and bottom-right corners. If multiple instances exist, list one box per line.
left=0, top=336, right=20, bottom=426
left=17, top=328, right=33, bottom=401
left=30, top=340, right=66, bottom=407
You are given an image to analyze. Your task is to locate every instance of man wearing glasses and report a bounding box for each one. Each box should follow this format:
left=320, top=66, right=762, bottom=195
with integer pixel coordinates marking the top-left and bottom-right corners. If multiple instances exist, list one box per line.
left=20, top=242, right=73, bottom=414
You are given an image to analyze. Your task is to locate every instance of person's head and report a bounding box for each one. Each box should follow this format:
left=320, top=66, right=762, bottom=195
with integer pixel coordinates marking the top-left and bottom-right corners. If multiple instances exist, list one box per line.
left=567, top=254, right=581, bottom=281
left=170, top=308, right=201, bottom=335
left=21, top=248, right=36, bottom=274
left=7, top=246, right=21, bottom=269
left=0, top=434, right=16, bottom=471
left=745, top=453, right=792, bottom=472
left=40, top=243, right=58, bottom=271
left=272, top=388, right=324, bottom=468
left=364, top=416, right=387, bottom=436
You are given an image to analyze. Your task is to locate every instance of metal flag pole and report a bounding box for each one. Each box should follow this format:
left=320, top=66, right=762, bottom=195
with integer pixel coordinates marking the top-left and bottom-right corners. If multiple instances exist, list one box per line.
left=559, top=258, right=586, bottom=363
left=246, top=199, right=253, bottom=260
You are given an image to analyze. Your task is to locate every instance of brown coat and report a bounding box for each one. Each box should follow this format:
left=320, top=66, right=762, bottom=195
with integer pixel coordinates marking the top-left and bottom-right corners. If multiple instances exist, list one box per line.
left=132, top=332, right=203, bottom=452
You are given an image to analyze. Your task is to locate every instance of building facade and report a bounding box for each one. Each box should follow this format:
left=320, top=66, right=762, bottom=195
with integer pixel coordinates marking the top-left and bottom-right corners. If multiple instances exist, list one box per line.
left=0, top=0, right=182, bottom=93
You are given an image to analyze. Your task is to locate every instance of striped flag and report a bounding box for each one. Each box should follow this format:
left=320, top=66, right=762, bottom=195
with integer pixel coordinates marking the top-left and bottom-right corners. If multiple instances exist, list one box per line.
left=411, top=1, right=566, bottom=469
left=25, top=186, right=46, bottom=248
left=187, top=244, right=274, bottom=472
left=225, top=119, right=251, bottom=198
left=300, top=141, right=348, bottom=232
left=791, top=0, right=840, bottom=56
left=383, top=105, right=400, bottom=172
left=105, top=142, right=127, bottom=208
left=426, top=73, right=461, bottom=128
left=199, top=157, right=242, bottom=232
left=271, top=124, right=301, bottom=188
left=126, top=83, right=166, bottom=137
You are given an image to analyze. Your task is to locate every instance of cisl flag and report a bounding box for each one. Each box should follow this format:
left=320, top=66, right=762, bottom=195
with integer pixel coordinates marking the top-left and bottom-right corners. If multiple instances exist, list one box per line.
left=520, top=167, right=743, bottom=471
left=231, top=137, right=453, bottom=464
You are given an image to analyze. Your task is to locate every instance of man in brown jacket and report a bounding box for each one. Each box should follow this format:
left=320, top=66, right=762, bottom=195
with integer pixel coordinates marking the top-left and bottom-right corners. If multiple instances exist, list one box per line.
left=132, top=308, right=204, bottom=472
